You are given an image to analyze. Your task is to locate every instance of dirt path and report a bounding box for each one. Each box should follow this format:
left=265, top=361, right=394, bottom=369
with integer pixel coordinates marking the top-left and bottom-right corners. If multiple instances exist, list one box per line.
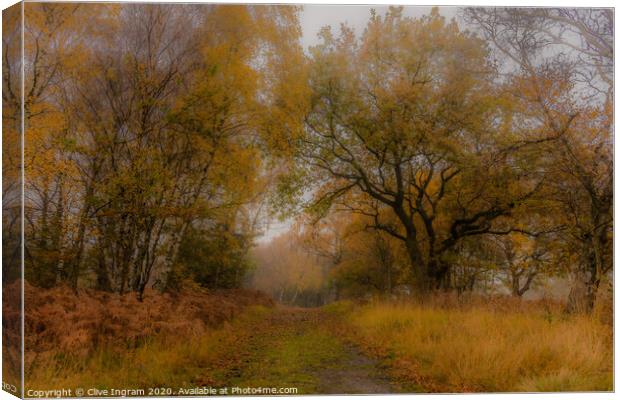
left=206, top=307, right=400, bottom=394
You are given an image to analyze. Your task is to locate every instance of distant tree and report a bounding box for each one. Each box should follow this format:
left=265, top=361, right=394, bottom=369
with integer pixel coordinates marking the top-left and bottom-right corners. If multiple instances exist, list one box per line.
left=491, top=234, right=555, bottom=297
left=251, top=229, right=325, bottom=305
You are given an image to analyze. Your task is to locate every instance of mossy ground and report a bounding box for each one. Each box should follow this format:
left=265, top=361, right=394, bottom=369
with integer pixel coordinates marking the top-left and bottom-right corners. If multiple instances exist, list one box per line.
left=26, top=306, right=400, bottom=395
left=223, top=308, right=398, bottom=394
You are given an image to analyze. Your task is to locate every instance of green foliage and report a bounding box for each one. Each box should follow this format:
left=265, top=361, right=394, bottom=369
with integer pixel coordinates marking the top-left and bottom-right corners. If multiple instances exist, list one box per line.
left=331, top=261, right=382, bottom=298
left=176, top=227, right=254, bottom=290
left=270, top=167, right=310, bottom=220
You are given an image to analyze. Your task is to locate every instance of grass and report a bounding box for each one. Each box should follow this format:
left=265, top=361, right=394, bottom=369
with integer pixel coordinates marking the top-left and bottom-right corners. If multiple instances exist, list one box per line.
left=333, top=300, right=613, bottom=392
left=25, top=295, right=613, bottom=394
left=27, top=305, right=393, bottom=395
left=229, top=321, right=347, bottom=392
left=25, top=306, right=353, bottom=395
left=25, top=306, right=273, bottom=392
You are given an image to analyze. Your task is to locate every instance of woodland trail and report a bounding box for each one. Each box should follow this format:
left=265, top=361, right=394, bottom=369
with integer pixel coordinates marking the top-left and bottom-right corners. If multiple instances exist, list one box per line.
left=197, top=307, right=403, bottom=395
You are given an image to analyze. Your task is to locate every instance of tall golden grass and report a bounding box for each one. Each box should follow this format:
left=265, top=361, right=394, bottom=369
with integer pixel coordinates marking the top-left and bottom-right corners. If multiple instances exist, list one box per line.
left=341, top=297, right=612, bottom=392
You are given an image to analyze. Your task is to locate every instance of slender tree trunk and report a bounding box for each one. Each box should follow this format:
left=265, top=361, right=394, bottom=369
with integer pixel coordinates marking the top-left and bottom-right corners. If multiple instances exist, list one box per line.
left=386, top=262, right=392, bottom=294
left=291, top=286, right=300, bottom=305
left=52, top=181, right=65, bottom=286
left=95, top=246, right=111, bottom=291
left=68, top=209, right=89, bottom=292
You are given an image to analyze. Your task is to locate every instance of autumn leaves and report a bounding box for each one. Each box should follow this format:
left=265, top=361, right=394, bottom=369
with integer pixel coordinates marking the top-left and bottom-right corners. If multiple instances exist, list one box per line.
left=294, top=7, right=612, bottom=304
left=3, top=5, right=612, bottom=310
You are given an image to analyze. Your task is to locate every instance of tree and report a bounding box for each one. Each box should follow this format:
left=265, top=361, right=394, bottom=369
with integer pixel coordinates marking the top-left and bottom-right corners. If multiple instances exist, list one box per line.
left=2, top=3, right=23, bottom=283
left=20, top=3, right=112, bottom=288
left=464, top=7, right=613, bottom=312
left=175, top=225, right=253, bottom=290
left=300, top=8, right=542, bottom=293
left=18, top=4, right=306, bottom=299
left=491, top=234, right=555, bottom=297
left=3, top=4, right=25, bottom=388
left=330, top=214, right=407, bottom=298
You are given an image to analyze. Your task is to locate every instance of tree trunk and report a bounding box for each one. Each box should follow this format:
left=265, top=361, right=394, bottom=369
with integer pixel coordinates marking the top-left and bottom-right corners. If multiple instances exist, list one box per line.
left=566, top=255, right=599, bottom=314
left=404, top=234, right=452, bottom=292
left=95, top=248, right=111, bottom=291
left=405, top=235, right=430, bottom=293
left=432, top=260, right=452, bottom=290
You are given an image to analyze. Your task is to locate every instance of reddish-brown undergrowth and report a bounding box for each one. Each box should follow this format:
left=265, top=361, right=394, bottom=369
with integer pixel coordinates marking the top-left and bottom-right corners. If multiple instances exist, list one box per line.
left=2, top=280, right=273, bottom=364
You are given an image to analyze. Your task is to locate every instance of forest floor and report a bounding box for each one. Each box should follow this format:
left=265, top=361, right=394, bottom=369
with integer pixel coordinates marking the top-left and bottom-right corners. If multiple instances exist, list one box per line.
left=195, top=307, right=406, bottom=394
left=24, top=294, right=612, bottom=394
